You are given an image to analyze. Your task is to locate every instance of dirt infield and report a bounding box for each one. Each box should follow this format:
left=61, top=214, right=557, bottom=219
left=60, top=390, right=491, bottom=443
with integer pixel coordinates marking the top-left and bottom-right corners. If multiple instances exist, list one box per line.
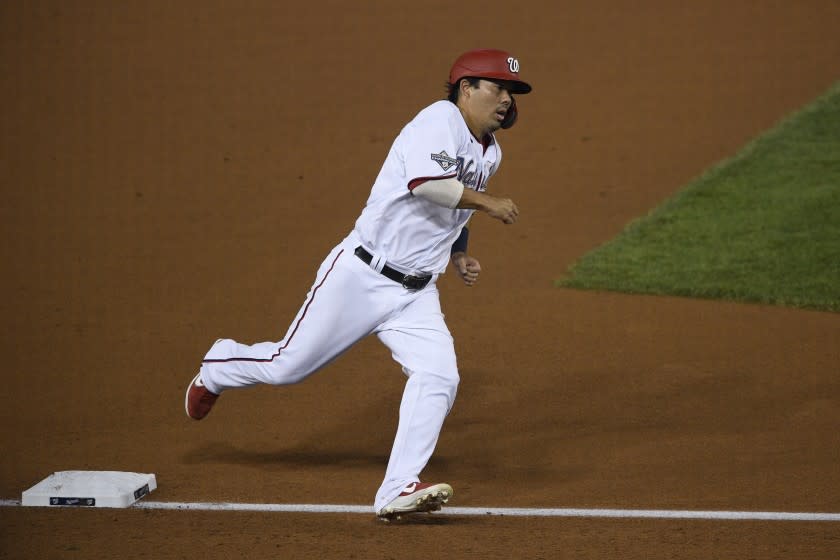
left=2, top=1, right=840, bottom=558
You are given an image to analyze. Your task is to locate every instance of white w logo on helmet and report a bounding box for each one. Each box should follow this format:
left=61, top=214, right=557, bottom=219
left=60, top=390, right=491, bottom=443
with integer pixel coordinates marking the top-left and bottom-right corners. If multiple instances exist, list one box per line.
left=507, top=57, right=520, bottom=73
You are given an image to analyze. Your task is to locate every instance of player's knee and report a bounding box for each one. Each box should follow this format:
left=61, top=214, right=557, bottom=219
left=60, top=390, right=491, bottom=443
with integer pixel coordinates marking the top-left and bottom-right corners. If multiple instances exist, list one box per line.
left=444, top=371, right=460, bottom=409
left=419, top=367, right=460, bottom=408
left=445, top=369, right=460, bottom=391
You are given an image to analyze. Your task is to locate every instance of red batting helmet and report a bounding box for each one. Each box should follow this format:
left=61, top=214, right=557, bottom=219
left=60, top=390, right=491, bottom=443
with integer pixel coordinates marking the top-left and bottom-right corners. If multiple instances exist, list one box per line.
left=448, top=49, right=532, bottom=94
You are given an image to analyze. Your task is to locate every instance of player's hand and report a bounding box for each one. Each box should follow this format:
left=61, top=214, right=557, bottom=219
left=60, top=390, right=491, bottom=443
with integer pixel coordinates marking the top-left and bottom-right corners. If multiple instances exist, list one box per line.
left=452, top=252, right=481, bottom=286
left=486, top=196, right=519, bottom=224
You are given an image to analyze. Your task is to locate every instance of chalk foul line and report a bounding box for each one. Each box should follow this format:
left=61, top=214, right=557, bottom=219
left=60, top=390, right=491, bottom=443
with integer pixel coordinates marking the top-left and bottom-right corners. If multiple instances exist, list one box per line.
left=2, top=499, right=839, bottom=521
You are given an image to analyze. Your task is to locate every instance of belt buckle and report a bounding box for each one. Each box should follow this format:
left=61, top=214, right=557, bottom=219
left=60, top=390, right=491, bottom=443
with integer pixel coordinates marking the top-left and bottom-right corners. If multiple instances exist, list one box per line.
left=401, top=274, right=430, bottom=291
left=401, top=275, right=418, bottom=290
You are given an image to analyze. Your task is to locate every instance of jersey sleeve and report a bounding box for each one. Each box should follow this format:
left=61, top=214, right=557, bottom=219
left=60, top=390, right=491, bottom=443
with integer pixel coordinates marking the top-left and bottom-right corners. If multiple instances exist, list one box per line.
left=402, top=110, right=461, bottom=191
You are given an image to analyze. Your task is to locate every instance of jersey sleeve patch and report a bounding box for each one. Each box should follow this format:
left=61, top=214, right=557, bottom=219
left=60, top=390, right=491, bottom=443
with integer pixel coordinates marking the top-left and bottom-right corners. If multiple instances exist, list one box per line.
left=431, top=150, right=459, bottom=171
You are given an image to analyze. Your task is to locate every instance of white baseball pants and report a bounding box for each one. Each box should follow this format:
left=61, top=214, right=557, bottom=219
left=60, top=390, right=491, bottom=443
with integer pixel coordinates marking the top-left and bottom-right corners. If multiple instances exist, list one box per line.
left=199, top=234, right=460, bottom=512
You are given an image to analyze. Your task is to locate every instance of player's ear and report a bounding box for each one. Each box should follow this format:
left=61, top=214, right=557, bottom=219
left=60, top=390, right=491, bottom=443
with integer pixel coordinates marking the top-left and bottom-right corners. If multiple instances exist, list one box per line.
left=459, top=78, right=473, bottom=99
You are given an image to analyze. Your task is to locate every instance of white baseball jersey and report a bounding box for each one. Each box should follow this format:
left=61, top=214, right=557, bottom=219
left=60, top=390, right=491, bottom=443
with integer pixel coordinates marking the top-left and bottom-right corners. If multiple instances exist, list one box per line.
left=198, top=99, right=505, bottom=513
left=353, top=100, right=502, bottom=274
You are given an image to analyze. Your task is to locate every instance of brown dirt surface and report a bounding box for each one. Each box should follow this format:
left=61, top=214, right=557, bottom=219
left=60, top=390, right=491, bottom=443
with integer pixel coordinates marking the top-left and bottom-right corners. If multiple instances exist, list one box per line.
left=2, top=1, right=840, bottom=558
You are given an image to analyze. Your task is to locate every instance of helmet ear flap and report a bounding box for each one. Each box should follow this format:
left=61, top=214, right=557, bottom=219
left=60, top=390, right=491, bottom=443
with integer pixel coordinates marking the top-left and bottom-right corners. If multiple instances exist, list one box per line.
left=500, top=97, right=518, bottom=129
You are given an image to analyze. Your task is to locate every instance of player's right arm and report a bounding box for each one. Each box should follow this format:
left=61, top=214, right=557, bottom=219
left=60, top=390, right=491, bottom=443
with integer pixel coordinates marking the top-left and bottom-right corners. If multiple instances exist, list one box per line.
left=456, top=185, right=518, bottom=225
left=412, top=177, right=519, bottom=224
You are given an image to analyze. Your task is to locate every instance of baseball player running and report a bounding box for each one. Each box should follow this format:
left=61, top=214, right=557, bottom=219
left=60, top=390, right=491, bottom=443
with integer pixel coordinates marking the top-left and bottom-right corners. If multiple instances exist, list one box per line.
left=185, top=48, right=532, bottom=520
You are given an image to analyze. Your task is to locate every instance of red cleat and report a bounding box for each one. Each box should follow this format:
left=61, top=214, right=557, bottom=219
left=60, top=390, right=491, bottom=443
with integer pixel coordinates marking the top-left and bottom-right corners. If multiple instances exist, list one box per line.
left=185, top=373, right=218, bottom=420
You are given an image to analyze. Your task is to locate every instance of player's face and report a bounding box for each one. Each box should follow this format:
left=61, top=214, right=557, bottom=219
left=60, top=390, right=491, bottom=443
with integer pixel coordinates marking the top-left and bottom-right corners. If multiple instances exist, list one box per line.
left=461, top=79, right=513, bottom=137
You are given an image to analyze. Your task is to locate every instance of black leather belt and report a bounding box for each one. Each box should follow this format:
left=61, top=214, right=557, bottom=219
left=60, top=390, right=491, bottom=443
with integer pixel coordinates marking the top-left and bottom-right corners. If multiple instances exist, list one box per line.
left=354, top=246, right=432, bottom=291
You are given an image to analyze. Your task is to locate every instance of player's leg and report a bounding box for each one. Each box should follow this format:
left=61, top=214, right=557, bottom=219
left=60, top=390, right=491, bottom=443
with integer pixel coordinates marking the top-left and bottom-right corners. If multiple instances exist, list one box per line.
left=197, top=242, right=390, bottom=394
left=372, top=285, right=460, bottom=513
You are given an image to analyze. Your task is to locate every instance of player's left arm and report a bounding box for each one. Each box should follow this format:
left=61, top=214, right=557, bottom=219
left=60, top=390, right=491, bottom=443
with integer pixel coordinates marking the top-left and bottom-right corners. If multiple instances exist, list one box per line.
left=450, top=226, right=481, bottom=287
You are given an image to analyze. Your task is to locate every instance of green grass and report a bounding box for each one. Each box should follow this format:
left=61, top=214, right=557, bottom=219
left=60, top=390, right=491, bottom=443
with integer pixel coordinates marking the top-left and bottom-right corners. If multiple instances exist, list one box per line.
left=558, top=81, right=840, bottom=313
